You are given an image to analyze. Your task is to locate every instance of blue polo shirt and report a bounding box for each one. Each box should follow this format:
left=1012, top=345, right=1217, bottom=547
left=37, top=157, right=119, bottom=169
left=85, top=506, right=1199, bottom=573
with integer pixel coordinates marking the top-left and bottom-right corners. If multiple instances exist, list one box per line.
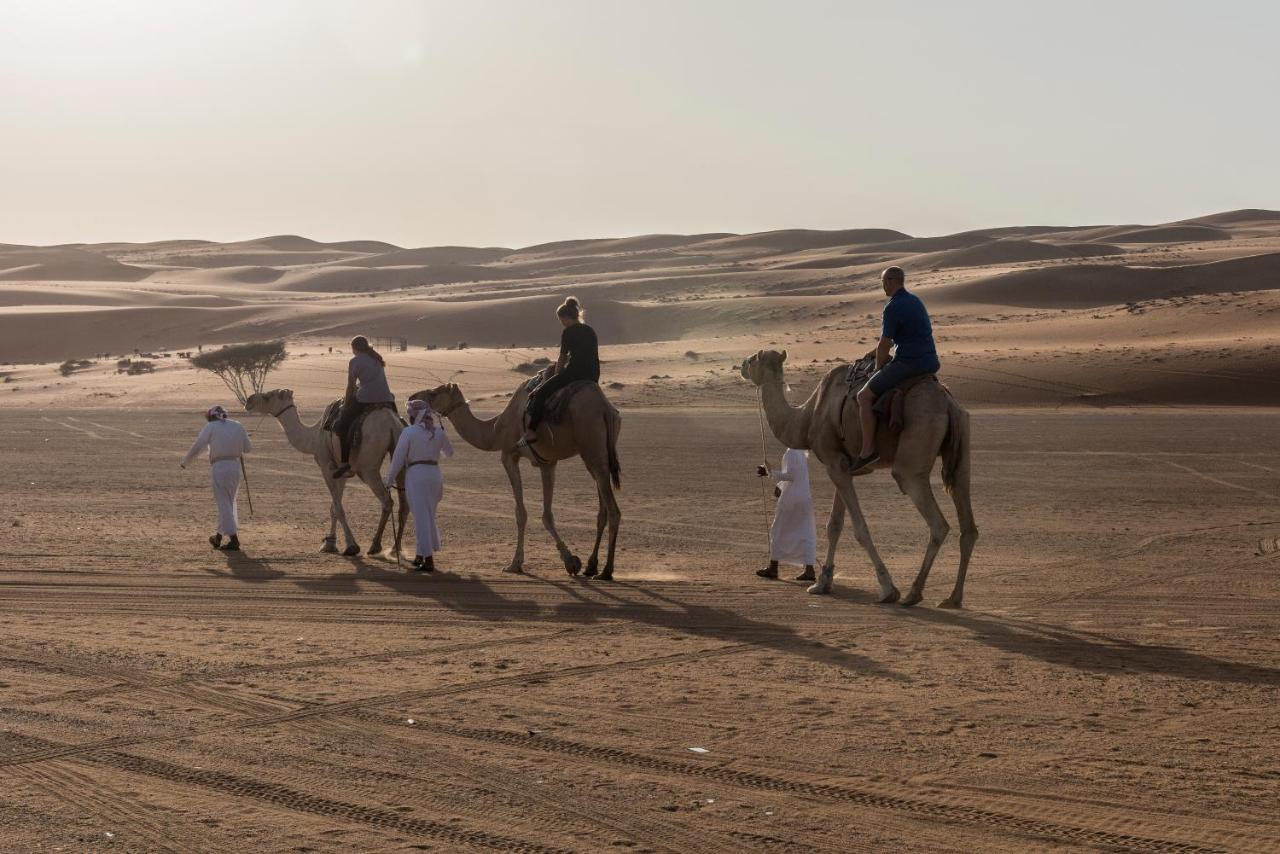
left=881, top=288, right=938, bottom=364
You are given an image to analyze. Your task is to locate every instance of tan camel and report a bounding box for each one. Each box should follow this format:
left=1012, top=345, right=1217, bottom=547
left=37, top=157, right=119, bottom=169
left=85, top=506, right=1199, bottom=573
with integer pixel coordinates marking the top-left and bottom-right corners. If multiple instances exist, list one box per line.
left=411, top=379, right=622, bottom=578
left=244, top=389, right=408, bottom=558
left=741, top=350, right=977, bottom=607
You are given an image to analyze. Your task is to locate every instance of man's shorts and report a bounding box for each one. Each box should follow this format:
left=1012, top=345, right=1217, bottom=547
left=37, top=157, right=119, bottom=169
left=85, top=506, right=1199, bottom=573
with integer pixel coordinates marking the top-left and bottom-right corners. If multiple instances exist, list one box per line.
left=863, top=356, right=939, bottom=397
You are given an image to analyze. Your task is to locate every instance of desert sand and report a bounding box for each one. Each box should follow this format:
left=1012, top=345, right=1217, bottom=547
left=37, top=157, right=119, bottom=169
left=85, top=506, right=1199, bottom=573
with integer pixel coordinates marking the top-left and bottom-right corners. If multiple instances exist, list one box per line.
left=2, top=210, right=1279, bottom=851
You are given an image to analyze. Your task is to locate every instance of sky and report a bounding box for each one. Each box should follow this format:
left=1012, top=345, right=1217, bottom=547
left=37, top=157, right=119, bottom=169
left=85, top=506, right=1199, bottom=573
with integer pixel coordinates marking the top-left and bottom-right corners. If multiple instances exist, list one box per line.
left=1, top=0, right=1277, bottom=248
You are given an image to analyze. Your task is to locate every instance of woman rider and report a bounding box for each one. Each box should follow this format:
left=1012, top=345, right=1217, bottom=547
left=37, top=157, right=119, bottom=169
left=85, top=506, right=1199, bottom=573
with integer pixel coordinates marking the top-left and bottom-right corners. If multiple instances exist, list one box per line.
left=519, top=297, right=599, bottom=455
left=332, top=335, right=395, bottom=478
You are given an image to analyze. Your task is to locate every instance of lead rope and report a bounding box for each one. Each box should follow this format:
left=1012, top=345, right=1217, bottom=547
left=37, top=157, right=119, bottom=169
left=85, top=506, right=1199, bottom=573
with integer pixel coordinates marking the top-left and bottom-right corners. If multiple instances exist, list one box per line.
left=755, top=388, right=773, bottom=554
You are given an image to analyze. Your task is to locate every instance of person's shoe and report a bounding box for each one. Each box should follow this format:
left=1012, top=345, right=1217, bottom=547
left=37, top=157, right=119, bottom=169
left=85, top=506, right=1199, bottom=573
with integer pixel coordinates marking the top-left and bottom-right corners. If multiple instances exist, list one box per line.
left=412, top=555, right=424, bottom=568
left=847, top=451, right=880, bottom=475
left=209, top=533, right=223, bottom=550
left=795, top=565, right=816, bottom=581
left=419, top=555, right=436, bottom=573
left=755, top=560, right=779, bottom=579
left=220, top=536, right=241, bottom=551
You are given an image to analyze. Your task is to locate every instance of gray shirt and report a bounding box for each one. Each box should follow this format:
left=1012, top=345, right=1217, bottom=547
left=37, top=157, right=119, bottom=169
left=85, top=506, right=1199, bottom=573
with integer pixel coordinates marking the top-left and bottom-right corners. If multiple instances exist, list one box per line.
left=349, top=352, right=394, bottom=403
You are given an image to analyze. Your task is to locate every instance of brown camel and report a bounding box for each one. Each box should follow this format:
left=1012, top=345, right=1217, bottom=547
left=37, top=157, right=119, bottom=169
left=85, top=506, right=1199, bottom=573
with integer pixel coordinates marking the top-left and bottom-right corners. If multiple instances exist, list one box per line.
left=244, top=389, right=408, bottom=558
left=741, top=350, right=977, bottom=607
left=411, top=379, right=622, bottom=578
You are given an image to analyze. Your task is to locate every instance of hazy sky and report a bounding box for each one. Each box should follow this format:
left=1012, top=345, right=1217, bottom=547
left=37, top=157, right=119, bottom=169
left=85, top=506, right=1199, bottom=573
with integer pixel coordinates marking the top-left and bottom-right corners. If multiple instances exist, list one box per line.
left=2, top=0, right=1276, bottom=248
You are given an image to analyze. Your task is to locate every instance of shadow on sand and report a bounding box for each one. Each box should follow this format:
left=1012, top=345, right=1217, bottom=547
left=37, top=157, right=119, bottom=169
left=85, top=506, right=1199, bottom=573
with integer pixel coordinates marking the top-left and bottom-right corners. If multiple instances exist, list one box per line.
left=208, top=554, right=907, bottom=682
left=827, top=588, right=1280, bottom=687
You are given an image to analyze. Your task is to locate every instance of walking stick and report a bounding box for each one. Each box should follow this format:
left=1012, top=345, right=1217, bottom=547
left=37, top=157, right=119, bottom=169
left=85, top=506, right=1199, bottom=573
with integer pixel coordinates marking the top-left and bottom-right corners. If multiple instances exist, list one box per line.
left=755, top=389, right=774, bottom=552
left=240, top=457, right=255, bottom=517
left=388, top=487, right=403, bottom=571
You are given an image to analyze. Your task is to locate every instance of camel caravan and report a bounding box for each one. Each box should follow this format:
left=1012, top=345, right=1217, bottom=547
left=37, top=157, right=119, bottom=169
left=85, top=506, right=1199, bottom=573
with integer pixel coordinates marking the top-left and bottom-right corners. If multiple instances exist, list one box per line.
left=185, top=272, right=977, bottom=608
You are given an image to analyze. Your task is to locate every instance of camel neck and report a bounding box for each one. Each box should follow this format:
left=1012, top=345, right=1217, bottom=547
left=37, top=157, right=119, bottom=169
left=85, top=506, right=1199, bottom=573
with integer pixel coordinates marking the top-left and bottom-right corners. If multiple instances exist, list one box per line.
left=759, top=376, right=813, bottom=450
left=445, top=401, right=508, bottom=452
left=275, top=405, right=325, bottom=456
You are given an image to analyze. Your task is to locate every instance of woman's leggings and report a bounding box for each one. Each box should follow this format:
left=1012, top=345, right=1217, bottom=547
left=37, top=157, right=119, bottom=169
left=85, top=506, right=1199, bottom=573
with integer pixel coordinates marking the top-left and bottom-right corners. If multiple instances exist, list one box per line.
left=527, top=372, right=591, bottom=431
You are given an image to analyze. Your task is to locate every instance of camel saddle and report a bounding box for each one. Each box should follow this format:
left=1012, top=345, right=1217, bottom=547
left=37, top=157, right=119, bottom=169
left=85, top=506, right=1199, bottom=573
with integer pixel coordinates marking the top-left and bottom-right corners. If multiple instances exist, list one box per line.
left=845, top=355, right=944, bottom=433
left=320, top=399, right=401, bottom=455
left=522, top=374, right=596, bottom=425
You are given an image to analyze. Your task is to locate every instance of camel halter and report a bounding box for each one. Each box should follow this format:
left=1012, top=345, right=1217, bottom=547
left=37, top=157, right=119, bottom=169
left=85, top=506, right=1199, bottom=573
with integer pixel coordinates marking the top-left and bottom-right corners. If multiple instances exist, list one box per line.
left=271, top=403, right=297, bottom=417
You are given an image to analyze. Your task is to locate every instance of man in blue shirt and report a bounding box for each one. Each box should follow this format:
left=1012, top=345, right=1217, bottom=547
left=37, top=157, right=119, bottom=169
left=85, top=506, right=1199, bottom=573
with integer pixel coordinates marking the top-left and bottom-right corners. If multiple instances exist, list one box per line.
left=849, top=266, right=940, bottom=474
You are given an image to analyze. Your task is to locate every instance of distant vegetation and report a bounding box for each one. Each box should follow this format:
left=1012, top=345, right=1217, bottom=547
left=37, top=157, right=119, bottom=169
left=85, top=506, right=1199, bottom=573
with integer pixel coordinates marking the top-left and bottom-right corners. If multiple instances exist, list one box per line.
left=189, top=340, right=287, bottom=405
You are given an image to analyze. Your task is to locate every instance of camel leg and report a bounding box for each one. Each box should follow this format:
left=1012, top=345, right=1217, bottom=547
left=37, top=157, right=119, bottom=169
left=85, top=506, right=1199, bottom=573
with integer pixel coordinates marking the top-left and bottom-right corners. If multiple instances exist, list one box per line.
left=501, top=451, right=528, bottom=574
left=940, top=468, right=978, bottom=609
left=599, top=475, right=621, bottom=581
left=538, top=463, right=580, bottom=576
left=359, top=469, right=392, bottom=556
left=319, top=455, right=340, bottom=552
left=819, top=491, right=846, bottom=579
left=895, top=470, right=950, bottom=608
left=581, top=454, right=620, bottom=581
left=323, top=475, right=360, bottom=556
left=586, top=486, right=607, bottom=578
left=817, top=466, right=898, bottom=601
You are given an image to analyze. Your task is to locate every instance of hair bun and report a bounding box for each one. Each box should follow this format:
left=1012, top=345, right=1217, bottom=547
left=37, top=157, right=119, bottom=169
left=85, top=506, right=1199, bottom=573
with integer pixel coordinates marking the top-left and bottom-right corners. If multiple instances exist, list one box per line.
left=565, top=298, right=579, bottom=308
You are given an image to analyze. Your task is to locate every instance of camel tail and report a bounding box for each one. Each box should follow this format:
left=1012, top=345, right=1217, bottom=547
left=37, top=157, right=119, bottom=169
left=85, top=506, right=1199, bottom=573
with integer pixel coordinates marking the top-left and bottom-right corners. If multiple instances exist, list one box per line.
left=606, top=410, right=622, bottom=491
left=941, top=400, right=969, bottom=496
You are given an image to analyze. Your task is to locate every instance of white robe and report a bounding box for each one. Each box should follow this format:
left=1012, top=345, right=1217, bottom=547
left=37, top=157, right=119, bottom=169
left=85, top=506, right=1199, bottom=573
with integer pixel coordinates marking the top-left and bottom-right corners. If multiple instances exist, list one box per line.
left=182, top=419, right=252, bottom=537
left=385, top=424, right=454, bottom=557
left=769, top=448, right=816, bottom=566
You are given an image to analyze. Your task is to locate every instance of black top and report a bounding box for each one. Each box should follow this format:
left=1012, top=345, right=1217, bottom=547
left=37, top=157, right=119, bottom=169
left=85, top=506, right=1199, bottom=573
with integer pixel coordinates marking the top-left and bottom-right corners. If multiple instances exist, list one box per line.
left=559, top=322, right=600, bottom=382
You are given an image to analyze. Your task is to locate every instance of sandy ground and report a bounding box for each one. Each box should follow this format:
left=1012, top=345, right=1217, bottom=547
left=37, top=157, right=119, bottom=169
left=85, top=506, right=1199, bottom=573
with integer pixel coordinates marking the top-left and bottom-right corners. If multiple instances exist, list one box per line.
left=2, top=210, right=1280, bottom=851
left=1, top=401, right=1278, bottom=852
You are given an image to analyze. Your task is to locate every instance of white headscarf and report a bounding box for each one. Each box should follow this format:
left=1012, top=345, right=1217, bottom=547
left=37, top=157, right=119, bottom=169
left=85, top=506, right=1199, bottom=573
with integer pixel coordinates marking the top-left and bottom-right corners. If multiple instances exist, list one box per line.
left=206, top=405, right=228, bottom=422
left=407, top=398, right=435, bottom=432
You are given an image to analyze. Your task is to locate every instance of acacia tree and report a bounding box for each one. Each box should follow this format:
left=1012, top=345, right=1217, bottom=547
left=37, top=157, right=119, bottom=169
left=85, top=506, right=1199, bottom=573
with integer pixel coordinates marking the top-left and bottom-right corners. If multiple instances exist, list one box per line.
left=189, top=340, right=287, bottom=406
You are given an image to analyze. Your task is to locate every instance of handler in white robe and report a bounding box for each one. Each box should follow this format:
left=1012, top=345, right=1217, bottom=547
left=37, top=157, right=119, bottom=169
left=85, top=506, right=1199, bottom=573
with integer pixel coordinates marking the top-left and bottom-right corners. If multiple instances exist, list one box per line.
left=756, top=448, right=817, bottom=581
left=181, top=405, right=252, bottom=550
left=385, top=399, right=454, bottom=572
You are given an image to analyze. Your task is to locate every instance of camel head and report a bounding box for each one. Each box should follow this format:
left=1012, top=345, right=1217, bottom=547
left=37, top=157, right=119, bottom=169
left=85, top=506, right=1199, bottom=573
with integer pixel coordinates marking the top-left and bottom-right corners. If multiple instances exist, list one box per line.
left=740, top=349, right=787, bottom=386
left=409, top=382, right=465, bottom=417
left=245, top=388, right=295, bottom=417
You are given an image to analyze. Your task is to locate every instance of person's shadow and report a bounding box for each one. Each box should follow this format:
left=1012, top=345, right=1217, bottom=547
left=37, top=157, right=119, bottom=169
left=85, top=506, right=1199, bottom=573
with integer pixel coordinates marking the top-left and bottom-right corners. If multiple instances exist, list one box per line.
left=201, top=550, right=287, bottom=582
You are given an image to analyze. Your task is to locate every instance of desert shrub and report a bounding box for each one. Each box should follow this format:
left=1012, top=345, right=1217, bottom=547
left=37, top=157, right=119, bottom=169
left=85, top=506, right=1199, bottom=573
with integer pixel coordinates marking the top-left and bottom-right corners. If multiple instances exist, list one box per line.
left=189, top=340, right=287, bottom=404
left=126, top=361, right=155, bottom=375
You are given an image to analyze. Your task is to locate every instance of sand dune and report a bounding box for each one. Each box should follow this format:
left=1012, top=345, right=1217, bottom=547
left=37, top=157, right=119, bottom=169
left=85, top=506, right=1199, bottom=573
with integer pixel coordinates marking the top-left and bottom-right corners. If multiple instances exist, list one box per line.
left=345, top=246, right=514, bottom=267
left=692, top=228, right=911, bottom=254
left=0, top=246, right=153, bottom=282
left=948, top=251, right=1280, bottom=308
left=915, top=239, right=1125, bottom=269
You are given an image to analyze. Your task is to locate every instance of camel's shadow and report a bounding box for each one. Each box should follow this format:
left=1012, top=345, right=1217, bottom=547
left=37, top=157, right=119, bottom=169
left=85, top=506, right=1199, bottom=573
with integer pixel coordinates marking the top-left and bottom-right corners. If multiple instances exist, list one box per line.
left=827, top=587, right=1280, bottom=687
left=274, top=556, right=905, bottom=681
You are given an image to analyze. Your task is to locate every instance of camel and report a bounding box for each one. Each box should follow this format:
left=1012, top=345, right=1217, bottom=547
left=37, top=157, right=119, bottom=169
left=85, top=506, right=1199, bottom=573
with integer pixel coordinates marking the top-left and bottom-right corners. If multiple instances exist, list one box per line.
left=411, top=378, right=621, bottom=579
left=244, top=389, right=408, bottom=558
left=741, top=350, right=977, bottom=607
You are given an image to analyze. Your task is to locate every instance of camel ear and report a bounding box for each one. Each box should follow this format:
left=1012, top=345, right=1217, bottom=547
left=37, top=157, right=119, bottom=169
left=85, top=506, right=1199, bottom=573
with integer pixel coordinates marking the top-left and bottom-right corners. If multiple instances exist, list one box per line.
left=780, top=349, right=788, bottom=363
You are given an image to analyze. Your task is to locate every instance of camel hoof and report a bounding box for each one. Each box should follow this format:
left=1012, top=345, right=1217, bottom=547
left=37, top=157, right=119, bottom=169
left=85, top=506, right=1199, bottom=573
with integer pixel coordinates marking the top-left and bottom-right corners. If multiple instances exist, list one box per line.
left=598, top=569, right=614, bottom=581
left=878, top=588, right=901, bottom=604
left=368, top=544, right=383, bottom=556
left=937, top=597, right=962, bottom=609
left=569, top=555, right=586, bottom=577
left=343, top=544, right=361, bottom=557
left=806, top=582, right=831, bottom=595
left=900, top=590, right=923, bottom=607
left=320, top=542, right=339, bottom=554
left=502, top=563, right=525, bottom=575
